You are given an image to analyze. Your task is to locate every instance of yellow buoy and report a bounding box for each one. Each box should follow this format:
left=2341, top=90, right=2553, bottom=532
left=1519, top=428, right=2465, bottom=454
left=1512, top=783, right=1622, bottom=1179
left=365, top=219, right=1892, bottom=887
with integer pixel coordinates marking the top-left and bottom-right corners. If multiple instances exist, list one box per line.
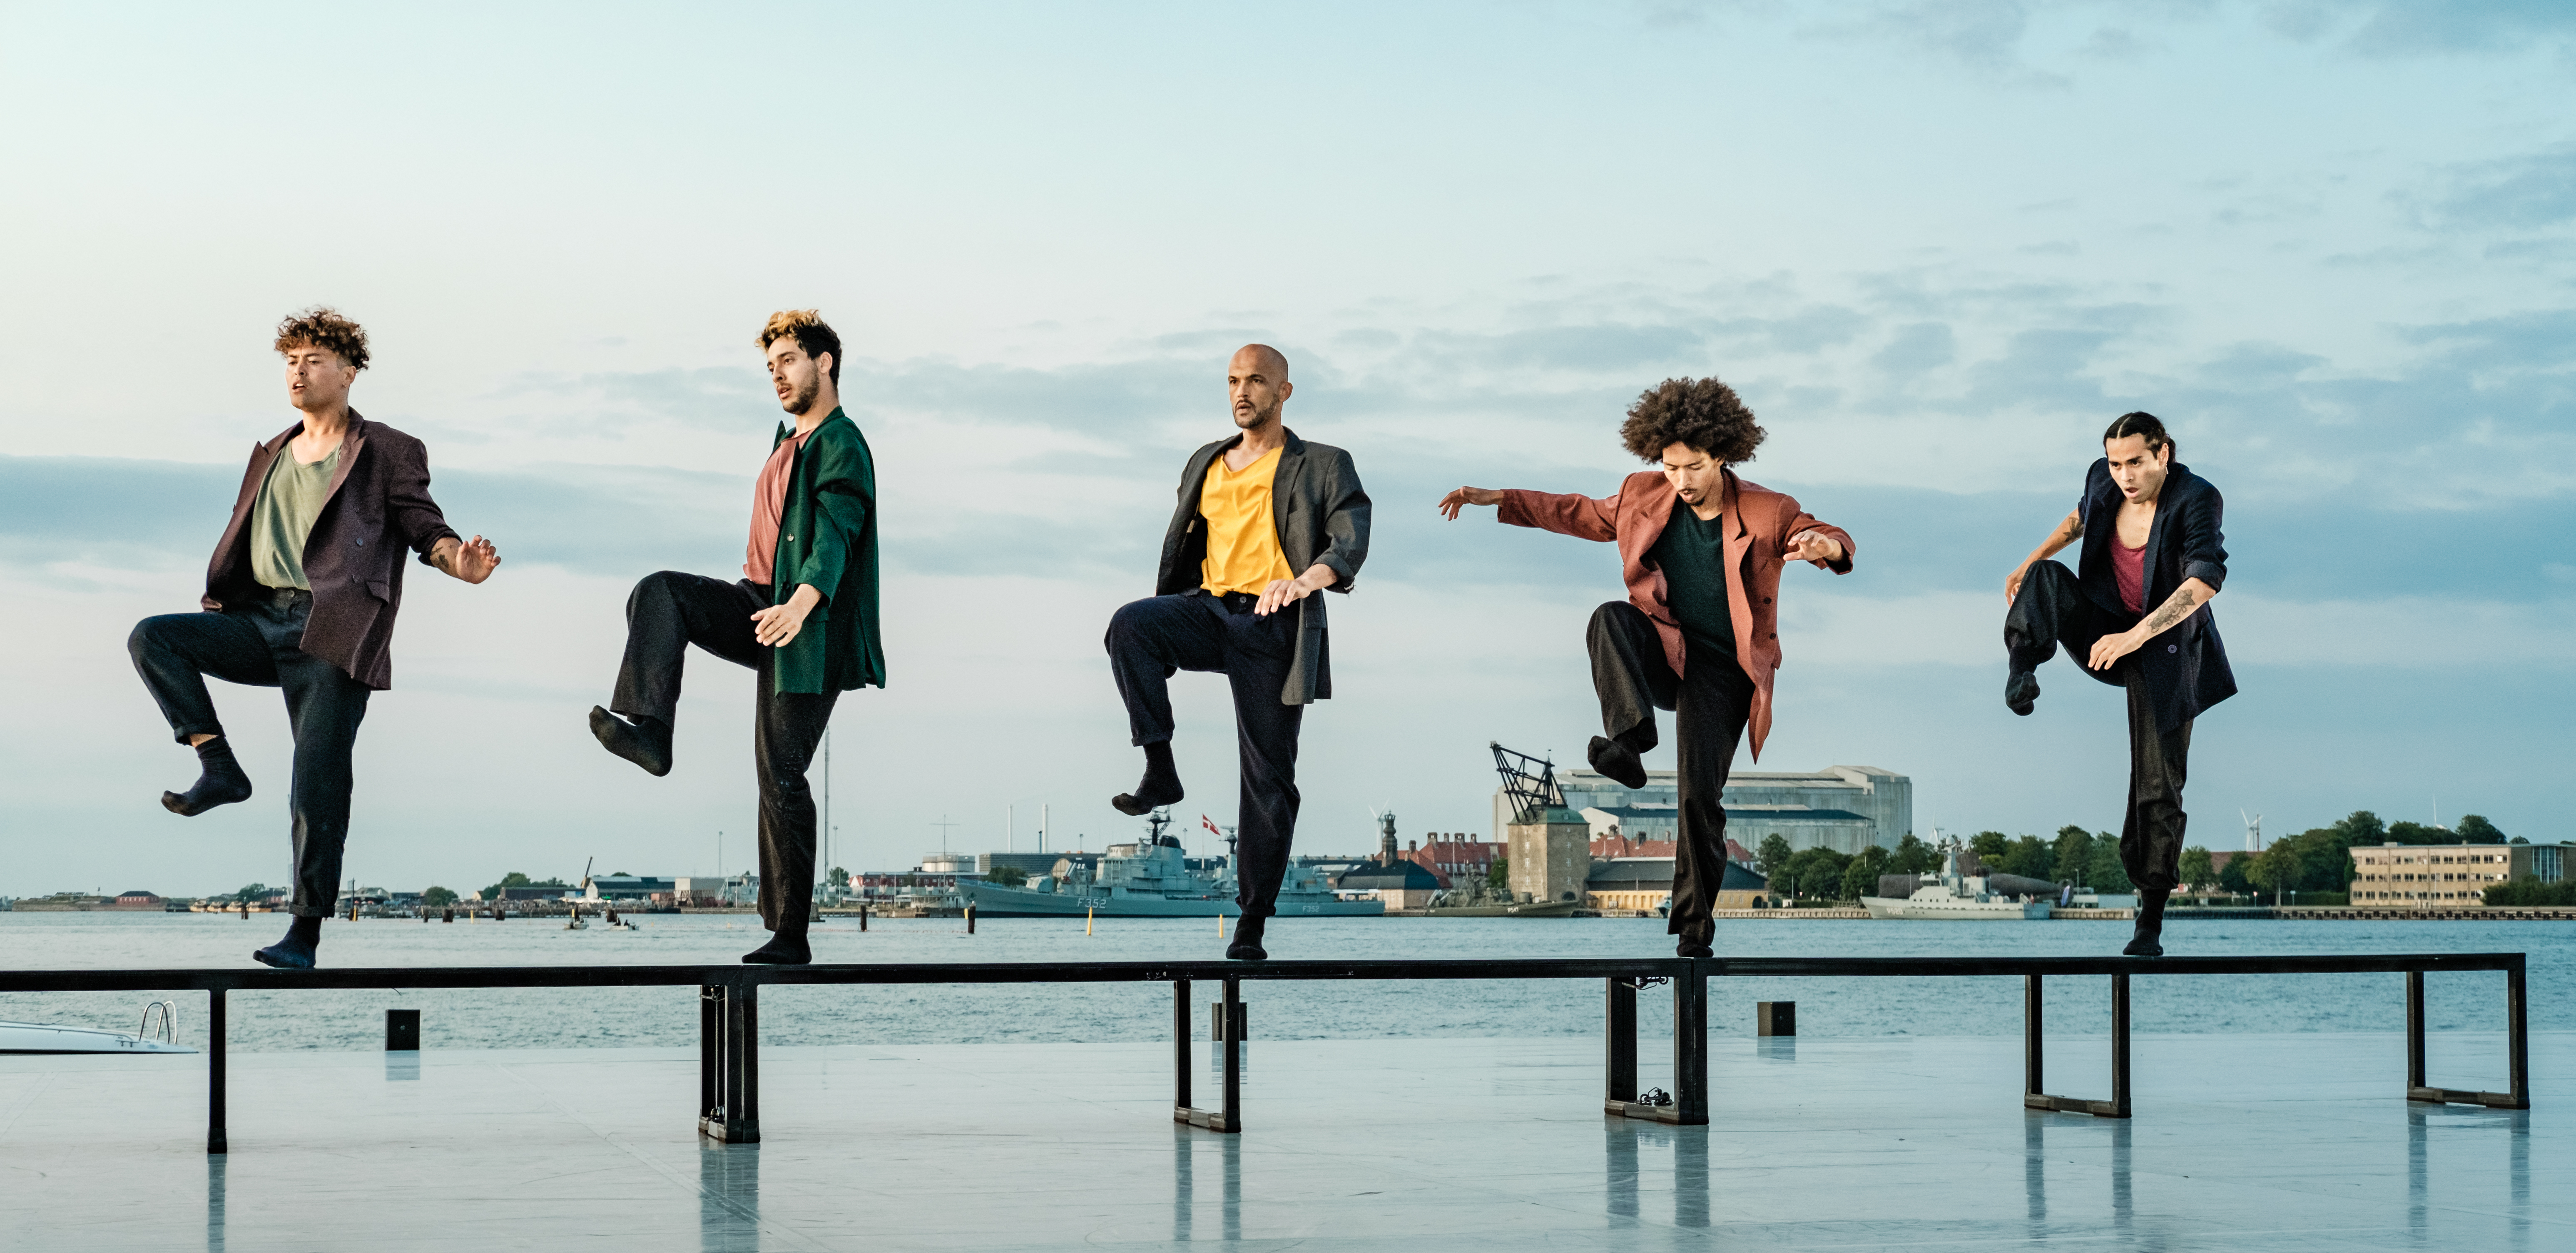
left=1217, top=913, right=1226, bottom=937
left=1086, top=907, right=1094, bottom=936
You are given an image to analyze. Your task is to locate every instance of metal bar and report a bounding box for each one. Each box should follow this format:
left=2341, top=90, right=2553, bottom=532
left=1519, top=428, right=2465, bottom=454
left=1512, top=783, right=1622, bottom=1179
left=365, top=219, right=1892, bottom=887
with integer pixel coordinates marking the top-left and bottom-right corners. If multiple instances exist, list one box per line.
left=2406, top=970, right=2426, bottom=1091
left=2024, top=974, right=2042, bottom=1099
left=1222, top=977, right=1240, bottom=1134
left=2508, top=957, right=2529, bottom=1109
left=1604, top=976, right=1637, bottom=1106
left=1675, top=962, right=1709, bottom=1126
left=739, top=983, right=760, bottom=1138
left=2110, top=974, right=2131, bottom=1119
left=699, top=984, right=718, bottom=1129
left=206, top=989, right=227, bottom=1156
left=0, top=952, right=2535, bottom=994
left=1173, top=978, right=1191, bottom=1114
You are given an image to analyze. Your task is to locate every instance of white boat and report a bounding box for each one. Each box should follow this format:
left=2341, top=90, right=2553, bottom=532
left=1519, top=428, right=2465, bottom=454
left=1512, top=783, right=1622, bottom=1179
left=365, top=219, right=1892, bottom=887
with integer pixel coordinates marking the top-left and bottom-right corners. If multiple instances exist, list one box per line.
left=1862, top=839, right=2055, bottom=920
left=1, top=1001, right=194, bottom=1054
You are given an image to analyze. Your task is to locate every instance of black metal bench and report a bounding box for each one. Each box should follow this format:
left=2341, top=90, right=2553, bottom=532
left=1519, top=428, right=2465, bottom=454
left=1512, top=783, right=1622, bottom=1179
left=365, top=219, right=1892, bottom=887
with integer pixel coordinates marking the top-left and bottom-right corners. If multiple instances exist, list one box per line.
left=0, top=951, right=2526, bottom=1152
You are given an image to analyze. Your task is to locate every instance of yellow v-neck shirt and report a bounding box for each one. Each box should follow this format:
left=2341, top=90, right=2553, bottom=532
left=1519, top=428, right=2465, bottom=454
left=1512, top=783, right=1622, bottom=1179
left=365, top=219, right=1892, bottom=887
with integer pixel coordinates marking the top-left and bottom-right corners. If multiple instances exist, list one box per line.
left=1198, top=445, right=1294, bottom=594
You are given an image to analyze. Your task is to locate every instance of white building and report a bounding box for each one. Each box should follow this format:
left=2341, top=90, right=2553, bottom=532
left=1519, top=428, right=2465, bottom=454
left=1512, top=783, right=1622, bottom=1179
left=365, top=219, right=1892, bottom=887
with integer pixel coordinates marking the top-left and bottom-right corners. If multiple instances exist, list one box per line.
left=1496, top=765, right=1911, bottom=854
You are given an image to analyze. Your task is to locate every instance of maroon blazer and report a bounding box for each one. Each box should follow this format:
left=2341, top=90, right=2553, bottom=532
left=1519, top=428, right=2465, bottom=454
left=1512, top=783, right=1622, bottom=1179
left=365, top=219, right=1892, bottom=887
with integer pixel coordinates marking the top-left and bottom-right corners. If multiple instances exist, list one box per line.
left=201, top=412, right=460, bottom=690
left=1498, top=468, right=1854, bottom=761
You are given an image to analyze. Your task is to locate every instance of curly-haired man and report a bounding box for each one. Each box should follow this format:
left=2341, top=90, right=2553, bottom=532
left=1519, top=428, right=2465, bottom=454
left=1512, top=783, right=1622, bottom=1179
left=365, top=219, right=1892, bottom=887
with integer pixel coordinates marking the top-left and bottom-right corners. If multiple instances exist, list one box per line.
left=586, top=310, right=883, bottom=965
left=1440, top=376, right=1853, bottom=956
left=127, top=308, right=501, bottom=969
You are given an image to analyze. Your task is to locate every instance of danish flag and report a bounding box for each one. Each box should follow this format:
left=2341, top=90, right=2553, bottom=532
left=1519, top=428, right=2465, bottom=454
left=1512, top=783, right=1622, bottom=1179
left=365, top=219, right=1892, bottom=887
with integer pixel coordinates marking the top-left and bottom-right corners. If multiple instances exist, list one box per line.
left=1202, top=815, right=1225, bottom=838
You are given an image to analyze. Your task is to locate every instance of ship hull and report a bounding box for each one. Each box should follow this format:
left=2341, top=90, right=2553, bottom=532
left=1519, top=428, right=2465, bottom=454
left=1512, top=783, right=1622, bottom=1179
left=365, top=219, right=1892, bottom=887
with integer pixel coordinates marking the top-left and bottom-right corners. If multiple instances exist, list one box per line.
left=1422, top=901, right=1581, bottom=918
left=956, top=881, right=1384, bottom=918
left=1861, top=895, right=2053, bottom=920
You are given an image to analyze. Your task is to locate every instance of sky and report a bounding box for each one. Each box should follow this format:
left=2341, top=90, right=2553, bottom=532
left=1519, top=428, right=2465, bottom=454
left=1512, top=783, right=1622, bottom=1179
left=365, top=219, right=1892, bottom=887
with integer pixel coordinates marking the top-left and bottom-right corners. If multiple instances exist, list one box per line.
left=2, top=1, right=2571, bottom=898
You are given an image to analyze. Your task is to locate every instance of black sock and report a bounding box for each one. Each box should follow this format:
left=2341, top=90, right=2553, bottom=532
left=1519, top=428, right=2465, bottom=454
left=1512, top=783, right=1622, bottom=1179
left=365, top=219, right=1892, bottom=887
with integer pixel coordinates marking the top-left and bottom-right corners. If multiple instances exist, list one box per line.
left=163, top=737, right=253, bottom=816
left=285, top=914, right=322, bottom=946
left=1114, top=742, right=1184, bottom=815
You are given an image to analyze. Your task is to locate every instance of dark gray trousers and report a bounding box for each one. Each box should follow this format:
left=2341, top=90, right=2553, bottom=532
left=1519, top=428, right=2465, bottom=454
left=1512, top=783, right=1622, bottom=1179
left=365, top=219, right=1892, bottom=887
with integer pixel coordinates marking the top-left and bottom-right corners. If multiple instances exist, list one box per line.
left=2004, top=560, right=2190, bottom=892
left=611, top=570, right=838, bottom=935
left=1104, top=590, right=1304, bottom=922
left=128, top=590, right=372, bottom=918
left=1588, top=602, right=1755, bottom=944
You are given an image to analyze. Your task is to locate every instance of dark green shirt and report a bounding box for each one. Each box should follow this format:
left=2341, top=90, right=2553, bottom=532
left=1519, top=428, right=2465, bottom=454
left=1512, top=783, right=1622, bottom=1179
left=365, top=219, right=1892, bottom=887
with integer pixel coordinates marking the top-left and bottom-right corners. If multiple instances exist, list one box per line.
left=1648, top=498, right=1736, bottom=661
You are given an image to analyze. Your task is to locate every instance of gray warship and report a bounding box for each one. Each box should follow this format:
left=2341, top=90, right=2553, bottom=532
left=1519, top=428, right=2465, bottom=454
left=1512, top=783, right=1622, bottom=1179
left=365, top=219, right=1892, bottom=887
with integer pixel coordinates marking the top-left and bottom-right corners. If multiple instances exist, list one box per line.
left=954, top=811, right=1384, bottom=919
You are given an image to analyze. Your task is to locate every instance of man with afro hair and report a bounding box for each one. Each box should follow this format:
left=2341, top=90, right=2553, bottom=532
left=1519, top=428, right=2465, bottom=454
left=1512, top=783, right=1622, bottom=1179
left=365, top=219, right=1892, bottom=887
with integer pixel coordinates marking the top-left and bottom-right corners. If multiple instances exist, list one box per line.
left=1440, top=376, right=1854, bottom=957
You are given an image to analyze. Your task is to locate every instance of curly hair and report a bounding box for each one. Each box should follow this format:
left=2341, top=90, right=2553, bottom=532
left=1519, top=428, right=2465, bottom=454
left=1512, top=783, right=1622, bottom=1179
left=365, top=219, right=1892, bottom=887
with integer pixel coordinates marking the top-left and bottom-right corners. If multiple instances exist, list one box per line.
left=1618, top=376, right=1766, bottom=464
left=758, top=309, right=842, bottom=385
left=274, top=306, right=369, bottom=371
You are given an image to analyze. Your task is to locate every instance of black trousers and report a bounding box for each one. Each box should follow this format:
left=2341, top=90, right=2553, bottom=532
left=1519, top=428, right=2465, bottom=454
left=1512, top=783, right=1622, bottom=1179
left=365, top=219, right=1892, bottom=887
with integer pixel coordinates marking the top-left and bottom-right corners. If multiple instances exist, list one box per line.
left=611, top=571, right=839, bottom=934
left=1588, top=602, right=1755, bottom=944
left=1105, top=590, right=1304, bottom=922
left=128, top=589, right=372, bottom=918
left=2004, top=560, right=2190, bottom=892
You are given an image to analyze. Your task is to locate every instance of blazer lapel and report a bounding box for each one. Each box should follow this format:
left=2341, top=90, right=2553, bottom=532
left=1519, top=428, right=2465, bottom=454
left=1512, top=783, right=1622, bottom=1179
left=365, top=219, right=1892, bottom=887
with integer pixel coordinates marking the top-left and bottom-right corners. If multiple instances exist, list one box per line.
left=2140, top=463, right=2180, bottom=608
left=316, top=413, right=367, bottom=510
left=1720, top=470, right=1758, bottom=641
left=1269, top=428, right=1305, bottom=565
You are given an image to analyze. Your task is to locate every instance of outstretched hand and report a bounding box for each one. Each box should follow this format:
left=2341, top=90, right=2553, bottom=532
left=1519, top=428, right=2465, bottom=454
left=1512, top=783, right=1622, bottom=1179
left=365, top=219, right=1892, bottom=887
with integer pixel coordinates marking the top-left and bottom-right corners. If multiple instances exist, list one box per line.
left=1785, top=529, right=1843, bottom=566
left=431, top=535, right=502, bottom=583
left=1437, top=486, right=1503, bottom=520
left=752, top=584, right=823, bottom=647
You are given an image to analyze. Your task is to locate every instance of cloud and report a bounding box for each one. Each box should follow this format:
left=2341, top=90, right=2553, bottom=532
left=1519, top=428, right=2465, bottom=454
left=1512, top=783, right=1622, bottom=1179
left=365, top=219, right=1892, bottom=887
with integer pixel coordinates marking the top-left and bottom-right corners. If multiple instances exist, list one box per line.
left=2414, top=142, right=2576, bottom=232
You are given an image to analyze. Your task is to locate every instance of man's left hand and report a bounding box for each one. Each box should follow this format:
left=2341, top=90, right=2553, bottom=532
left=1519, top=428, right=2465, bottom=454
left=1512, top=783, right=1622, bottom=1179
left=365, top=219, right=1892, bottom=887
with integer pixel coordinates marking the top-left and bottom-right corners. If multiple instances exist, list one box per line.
left=2087, top=629, right=2142, bottom=672
left=1255, top=563, right=1338, bottom=617
left=752, top=584, right=823, bottom=647
left=431, top=535, right=502, bottom=584
left=1786, top=530, right=1843, bottom=566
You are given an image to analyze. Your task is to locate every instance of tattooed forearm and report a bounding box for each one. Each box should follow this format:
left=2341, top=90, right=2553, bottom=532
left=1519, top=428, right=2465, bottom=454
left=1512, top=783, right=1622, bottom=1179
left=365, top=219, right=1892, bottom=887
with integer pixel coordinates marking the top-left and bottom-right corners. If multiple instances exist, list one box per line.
left=2138, top=585, right=2202, bottom=636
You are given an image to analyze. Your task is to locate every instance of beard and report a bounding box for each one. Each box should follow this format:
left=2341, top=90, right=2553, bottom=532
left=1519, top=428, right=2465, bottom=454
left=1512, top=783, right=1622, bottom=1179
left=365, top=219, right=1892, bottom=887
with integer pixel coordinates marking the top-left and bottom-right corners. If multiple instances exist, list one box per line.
left=781, top=374, right=821, bottom=416
left=1233, top=399, right=1279, bottom=428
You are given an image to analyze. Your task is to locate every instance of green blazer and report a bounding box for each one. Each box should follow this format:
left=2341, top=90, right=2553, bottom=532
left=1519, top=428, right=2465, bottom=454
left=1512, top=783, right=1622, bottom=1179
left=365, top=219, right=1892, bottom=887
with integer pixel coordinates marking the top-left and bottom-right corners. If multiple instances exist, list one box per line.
left=768, top=408, right=885, bottom=695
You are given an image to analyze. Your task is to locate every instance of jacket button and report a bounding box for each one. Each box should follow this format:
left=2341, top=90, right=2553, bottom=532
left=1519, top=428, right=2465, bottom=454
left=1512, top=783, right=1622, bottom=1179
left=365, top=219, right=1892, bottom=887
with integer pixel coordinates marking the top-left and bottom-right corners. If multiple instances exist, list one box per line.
left=2167, top=643, right=2178, bottom=653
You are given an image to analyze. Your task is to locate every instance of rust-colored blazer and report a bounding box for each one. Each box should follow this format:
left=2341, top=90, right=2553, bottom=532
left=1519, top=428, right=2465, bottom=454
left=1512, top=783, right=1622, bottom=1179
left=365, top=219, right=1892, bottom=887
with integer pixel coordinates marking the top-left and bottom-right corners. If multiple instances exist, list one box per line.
left=201, top=412, right=460, bottom=690
left=1498, top=468, right=1854, bottom=761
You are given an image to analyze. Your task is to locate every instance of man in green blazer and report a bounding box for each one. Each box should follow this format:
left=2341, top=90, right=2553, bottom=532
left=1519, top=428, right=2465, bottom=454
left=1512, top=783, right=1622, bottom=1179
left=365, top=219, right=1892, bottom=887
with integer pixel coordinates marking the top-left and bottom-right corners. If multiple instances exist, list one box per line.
left=588, top=310, right=884, bottom=964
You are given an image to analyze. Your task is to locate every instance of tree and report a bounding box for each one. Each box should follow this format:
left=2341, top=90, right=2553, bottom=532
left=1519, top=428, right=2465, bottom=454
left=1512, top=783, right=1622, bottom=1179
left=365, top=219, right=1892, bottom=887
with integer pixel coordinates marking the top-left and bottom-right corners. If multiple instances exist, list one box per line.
left=1840, top=846, right=1892, bottom=901
left=1993, top=835, right=2055, bottom=882
left=2178, top=847, right=2214, bottom=891
left=484, top=871, right=533, bottom=898
left=2216, top=853, right=2251, bottom=894
left=422, top=886, right=459, bottom=907
left=1781, top=846, right=1853, bottom=902
left=2455, top=815, right=2506, bottom=844
left=1889, top=833, right=1934, bottom=875
left=232, top=882, right=271, bottom=903
left=2088, top=836, right=2130, bottom=892
left=1756, top=834, right=1794, bottom=879
left=2053, top=827, right=2097, bottom=887
left=1487, top=858, right=1508, bottom=891
left=985, top=865, right=1028, bottom=887
left=1969, top=831, right=2011, bottom=867
left=2486, top=876, right=2576, bottom=907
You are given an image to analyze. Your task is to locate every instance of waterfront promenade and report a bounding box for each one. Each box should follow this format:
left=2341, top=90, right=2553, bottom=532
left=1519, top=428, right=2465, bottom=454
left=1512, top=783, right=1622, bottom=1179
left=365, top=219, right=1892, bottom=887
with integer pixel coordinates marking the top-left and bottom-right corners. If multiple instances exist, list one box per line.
left=2, top=1030, right=2564, bottom=1250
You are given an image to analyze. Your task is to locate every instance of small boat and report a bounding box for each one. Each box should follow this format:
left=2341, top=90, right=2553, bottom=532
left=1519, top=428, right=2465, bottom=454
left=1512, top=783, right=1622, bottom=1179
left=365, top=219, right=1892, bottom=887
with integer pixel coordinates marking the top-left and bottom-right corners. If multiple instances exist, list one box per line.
left=1, top=1001, right=194, bottom=1054
left=1423, top=895, right=1582, bottom=918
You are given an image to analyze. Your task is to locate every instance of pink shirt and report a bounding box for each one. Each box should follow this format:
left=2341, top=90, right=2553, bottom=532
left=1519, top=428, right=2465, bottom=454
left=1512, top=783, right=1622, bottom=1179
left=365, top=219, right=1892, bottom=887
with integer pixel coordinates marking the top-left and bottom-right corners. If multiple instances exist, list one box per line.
left=744, top=428, right=814, bottom=585
left=2112, top=532, right=2146, bottom=614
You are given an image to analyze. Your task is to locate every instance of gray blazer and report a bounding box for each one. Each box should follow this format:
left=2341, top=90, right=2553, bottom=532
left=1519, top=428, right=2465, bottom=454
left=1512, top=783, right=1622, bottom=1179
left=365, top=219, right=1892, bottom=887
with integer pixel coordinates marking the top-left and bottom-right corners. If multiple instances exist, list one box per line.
left=1153, top=428, right=1371, bottom=704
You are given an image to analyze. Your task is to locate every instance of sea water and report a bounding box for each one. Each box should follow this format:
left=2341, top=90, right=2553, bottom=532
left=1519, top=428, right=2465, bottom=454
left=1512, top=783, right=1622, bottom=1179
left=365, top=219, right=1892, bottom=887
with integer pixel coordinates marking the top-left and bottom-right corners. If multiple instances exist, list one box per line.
left=0, top=911, right=2564, bottom=1053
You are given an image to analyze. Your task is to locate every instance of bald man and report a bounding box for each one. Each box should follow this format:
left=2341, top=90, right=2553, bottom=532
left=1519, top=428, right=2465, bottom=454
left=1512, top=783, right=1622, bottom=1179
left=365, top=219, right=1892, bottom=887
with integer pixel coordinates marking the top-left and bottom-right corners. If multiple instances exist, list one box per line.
left=1103, top=344, right=1371, bottom=960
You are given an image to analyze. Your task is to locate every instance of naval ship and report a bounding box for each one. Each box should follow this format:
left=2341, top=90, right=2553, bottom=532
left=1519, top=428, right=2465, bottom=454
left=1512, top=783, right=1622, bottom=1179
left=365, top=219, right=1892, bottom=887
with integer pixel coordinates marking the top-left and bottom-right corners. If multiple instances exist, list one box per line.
left=1860, top=837, right=2057, bottom=920
left=954, top=811, right=1384, bottom=919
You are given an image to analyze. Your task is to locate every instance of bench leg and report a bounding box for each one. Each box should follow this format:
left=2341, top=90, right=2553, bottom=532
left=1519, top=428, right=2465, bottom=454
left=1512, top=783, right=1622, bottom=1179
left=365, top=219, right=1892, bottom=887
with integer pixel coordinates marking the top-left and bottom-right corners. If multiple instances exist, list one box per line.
left=698, top=983, right=761, bottom=1143
left=2025, top=973, right=2129, bottom=1118
left=207, top=989, right=227, bottom=1155
left=2408, top=964, right=2532, bottom=1109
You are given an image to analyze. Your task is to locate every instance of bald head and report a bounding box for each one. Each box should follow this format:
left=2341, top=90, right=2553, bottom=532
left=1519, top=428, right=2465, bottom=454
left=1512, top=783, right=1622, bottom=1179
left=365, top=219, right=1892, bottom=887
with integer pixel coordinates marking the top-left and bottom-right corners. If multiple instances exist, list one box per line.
left=1227, top=344, right=1293, bottom=433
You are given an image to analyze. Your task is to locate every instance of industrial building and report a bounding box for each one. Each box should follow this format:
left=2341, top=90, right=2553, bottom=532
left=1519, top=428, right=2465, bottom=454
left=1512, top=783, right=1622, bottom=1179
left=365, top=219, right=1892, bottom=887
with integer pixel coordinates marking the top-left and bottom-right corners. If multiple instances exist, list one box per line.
left=1496, top=765, right=1911, bottom=854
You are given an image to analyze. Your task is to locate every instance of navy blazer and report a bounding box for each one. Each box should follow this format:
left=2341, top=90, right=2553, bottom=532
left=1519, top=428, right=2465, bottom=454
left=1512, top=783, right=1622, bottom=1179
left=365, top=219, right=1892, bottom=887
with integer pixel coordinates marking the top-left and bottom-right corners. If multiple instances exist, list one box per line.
left=2074, top=458, right=2236, bottom=732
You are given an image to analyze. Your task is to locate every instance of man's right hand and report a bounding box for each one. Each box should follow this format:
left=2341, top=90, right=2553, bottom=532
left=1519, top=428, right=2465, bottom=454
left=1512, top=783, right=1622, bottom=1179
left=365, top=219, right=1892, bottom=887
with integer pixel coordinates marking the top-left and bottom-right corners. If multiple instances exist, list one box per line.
left=1437, top=486, right=1503, bottom=520
left=2005, top=562, right=2033, bottom=606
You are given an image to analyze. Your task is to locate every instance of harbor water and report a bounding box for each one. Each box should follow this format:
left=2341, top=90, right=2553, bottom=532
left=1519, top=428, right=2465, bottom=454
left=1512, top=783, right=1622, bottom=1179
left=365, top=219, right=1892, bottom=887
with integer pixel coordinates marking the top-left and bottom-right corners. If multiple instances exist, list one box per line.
left=2, top=911, right=2566, bottom=1053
